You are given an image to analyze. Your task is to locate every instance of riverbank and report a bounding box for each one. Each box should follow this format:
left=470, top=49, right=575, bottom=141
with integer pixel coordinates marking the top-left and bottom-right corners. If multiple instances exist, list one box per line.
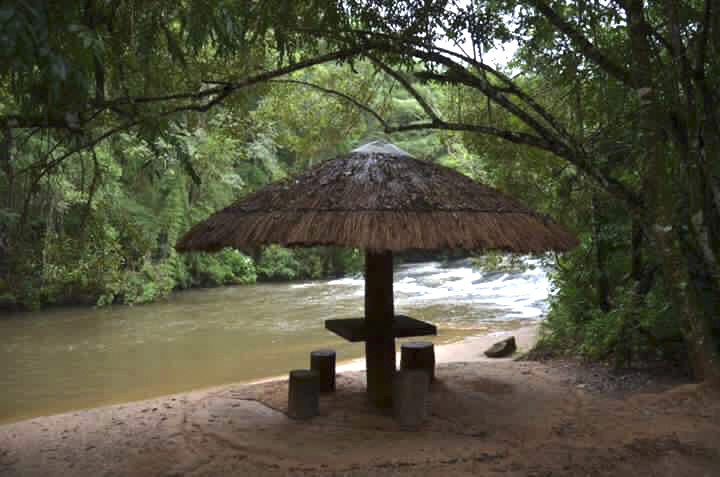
left=2, top=325, right=719, bottom=477
left=0, top=259, right=551, bottom=424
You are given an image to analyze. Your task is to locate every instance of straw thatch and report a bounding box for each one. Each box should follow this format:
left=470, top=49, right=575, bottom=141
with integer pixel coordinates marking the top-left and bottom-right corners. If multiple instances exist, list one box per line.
left=176, top=142, right=578, bottom=253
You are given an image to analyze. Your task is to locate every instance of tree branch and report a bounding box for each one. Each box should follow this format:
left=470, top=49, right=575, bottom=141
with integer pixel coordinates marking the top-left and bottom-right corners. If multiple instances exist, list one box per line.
left=2, top=47, right=366, bottom=131
left=665, top=1, right=696, bottom=112
left=80, top=148, right=101, bottom=231
left=425, top=44, right=575, bottom=142
left=696, top=0, right=711, bottom=81
left=109, top=47, right=364, bottom=108
left=34, top=121, right=141, bottom=180
left=28, top=47, right=369, bottom=178
left=525, top=0, right=634, bottom=86
left=407, top=59, right=565, bottom=149
left=0, top=115, right=86, bottom=131
left=267, top=79, right=388, bottom=129
left=351, top=38, right=643, bottom=209
left=367, top=55, right=442, bottom=123
left=386, top=120, right=568, bottom=153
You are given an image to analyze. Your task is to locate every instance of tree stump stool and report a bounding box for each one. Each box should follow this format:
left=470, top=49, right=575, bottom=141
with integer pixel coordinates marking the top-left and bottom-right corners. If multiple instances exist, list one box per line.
left=400, top=341, right=435, bottom=382
left=310, top=349, right=336, bottom=393
left=287, top=369, right=319, bottom=419
left=393, top=369, right=430, bottom=430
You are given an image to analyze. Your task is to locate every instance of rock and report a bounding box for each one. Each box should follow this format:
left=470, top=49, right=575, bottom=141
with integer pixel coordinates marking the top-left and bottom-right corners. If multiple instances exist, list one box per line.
left=484, top=337, right=517, bottom=358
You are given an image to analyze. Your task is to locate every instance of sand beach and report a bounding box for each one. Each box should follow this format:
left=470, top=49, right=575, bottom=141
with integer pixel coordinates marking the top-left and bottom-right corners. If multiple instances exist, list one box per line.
left=1, top=325, right=718, bottom=477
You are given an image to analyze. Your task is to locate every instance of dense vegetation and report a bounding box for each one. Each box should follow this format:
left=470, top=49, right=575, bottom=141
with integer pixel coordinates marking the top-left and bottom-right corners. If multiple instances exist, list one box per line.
left=0, top=53, right=464, bottom=309
left=1, top=1, right=719, bottom=381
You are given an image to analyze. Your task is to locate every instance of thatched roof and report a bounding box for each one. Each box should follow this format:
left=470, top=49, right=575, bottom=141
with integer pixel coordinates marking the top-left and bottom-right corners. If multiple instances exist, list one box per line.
left=176, top=141, right=578, bottom=253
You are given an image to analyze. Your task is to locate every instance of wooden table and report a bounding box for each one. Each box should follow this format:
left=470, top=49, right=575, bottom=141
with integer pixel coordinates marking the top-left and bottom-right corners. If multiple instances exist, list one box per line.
left=325, top=315, right=437, bottom=342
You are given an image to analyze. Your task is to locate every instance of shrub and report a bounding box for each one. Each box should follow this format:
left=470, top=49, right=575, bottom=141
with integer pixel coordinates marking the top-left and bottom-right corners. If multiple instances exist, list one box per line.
left=539, top=248, right=682, bottom=367
left=256, top=245, right=301, bottom=280
left=184, top=249, right=257, bottom=287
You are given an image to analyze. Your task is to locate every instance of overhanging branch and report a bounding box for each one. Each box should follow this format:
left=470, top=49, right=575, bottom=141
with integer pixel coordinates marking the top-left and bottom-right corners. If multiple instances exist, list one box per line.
left=525, top=0, right=634, bottom=86
left=368, top=55, right=442, bottom=123
left=268, top=79, right=389, bottom=129
left=2, top=47, right=366, bottom=131
left=386, top=120, right=567, bottom=153
left=397, top=44, right=566, bottom=148
left=425, top=44, right=575, bottom=143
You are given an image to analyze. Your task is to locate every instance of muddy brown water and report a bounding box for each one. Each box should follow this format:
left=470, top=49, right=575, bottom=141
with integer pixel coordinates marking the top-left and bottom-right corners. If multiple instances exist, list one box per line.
left=0, top=260, right=548, bottom=423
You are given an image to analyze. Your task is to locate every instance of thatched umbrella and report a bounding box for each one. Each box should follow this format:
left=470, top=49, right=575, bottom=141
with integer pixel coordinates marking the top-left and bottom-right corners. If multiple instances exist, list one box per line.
left=176, top=141, right=578, bottom=407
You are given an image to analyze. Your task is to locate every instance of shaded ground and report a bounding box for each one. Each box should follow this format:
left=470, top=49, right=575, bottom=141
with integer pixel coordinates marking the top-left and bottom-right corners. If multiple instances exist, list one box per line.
left=1, top=352, right=719, bottom=477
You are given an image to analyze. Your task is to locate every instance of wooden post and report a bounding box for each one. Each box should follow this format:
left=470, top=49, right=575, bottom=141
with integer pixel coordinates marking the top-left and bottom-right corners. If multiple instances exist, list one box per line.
left=287, top=369, right=319, bottom=419
left=364, top=250, right=395, bottom=408
left=310, top=349, right=336, bottom=392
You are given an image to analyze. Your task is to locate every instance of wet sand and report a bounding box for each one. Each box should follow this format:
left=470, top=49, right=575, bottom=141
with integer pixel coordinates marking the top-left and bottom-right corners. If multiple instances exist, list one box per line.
left=1, top=325, right=719, bottom=477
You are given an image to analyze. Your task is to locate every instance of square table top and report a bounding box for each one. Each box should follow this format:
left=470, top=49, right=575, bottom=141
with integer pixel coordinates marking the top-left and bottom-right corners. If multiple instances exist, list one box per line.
left=325, top=315, right=437, bottom=342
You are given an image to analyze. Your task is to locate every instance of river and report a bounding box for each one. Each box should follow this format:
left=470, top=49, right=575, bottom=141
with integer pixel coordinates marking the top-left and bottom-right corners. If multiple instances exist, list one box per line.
left=0, top=258, right=550, bottom=424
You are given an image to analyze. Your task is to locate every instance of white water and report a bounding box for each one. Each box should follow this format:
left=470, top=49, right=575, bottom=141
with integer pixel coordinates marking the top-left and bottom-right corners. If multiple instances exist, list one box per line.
left=293, top=257, right=551, bottom=328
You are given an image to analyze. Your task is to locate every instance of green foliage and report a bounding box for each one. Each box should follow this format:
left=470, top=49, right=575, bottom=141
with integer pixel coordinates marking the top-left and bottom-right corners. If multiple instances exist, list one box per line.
left=256, top=245, right=363, bottom=282
left=470, top=251, right=534, bottom=274
left=256, top=245, right=301, bottom=281
left=1, top=0, right=276, bottom=121
left=185, top=249, right=257, bottom=288
left=3, top=0, right=718, bottom=377
left=0, top=107, right=263, bottom=308
left=0, top=90, right=372, bottom=309
left=537, top=243, right=683, bottom=366
left=294, top=247, right=364, bottom=279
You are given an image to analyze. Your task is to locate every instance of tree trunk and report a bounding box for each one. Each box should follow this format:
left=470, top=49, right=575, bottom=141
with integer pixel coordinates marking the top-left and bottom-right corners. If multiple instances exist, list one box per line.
left=653, top=223, right=720, bottom=382
left=0, top=128, right=12, bottom=278
left=1, top=128, right=13, bottom=211
left=630, top=220, right=644, bottom=282
left=591, top=193, right=611, bottom=312
left=680, top=233, right=720, bottom=382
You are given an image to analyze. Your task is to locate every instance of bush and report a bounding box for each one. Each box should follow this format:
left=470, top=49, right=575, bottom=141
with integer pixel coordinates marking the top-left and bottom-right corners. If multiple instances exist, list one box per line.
left=184, top=249, right=257, bottom=287
left=539, top=248, right=683, bottom=367
left=218, top=248, right=257, bottom=284
left=107, top=259, right=178, bottom=305
left=293, top=246, right=363, bottom=279
left=256, top=245, right=301, bottom=280
left=256, top=245, right=363, bottom=281
left=469, top=251, right=533, bottom=273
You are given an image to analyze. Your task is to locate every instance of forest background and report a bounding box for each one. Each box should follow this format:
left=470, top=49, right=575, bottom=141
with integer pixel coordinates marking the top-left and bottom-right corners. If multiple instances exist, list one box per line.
left=1, top=0, right=719, bottom=381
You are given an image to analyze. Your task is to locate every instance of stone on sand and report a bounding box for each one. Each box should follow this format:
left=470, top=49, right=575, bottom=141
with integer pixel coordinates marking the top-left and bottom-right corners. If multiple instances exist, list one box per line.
left=484, top=336, right=517, bottom=358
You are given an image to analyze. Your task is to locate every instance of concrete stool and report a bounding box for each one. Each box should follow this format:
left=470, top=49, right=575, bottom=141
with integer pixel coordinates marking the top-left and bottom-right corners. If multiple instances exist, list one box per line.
left=310, top=349, right=336, bottom=393
left=400, top=341, right=435, bottom=382
left=287, top=369, right=319, bottom=419
left=393, top=369, right=430, bottom=430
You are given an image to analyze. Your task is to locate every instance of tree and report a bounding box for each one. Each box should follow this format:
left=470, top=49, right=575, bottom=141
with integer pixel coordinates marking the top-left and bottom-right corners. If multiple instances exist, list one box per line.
left=251, top=0, right=720, bottom=382
left=2, top=1, right=719, bottom=380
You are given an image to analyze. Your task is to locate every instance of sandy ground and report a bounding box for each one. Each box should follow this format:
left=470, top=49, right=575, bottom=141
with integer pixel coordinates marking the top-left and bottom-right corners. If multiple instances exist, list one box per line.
left=1, top=326, right=719, bottom=477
